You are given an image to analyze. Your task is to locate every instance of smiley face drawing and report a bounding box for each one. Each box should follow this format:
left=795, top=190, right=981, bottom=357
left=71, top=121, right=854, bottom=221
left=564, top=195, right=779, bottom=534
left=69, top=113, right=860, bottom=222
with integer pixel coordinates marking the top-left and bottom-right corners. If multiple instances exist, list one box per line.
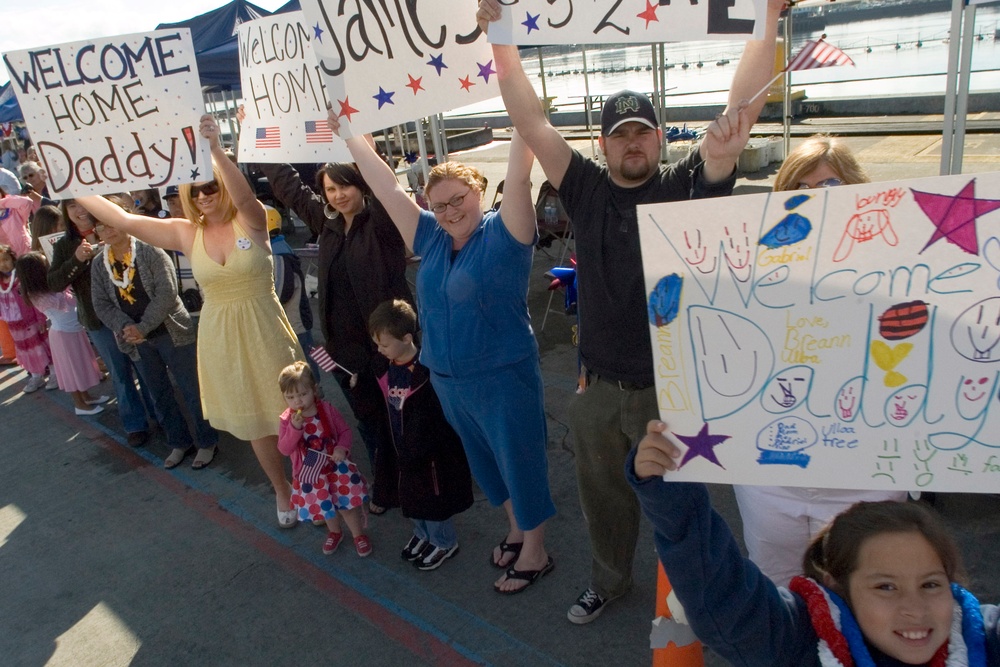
left=956, top=374, right=995, bottom=420
left=951, top=298, right=1000, bottom=362
left=884, top=385, right=926, bottom=427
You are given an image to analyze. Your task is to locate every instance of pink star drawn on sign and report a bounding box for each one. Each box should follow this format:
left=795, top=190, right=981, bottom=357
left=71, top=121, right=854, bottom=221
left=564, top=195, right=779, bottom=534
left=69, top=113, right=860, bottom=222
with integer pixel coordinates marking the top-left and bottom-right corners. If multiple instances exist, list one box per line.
left=913, top=179, right=1000, bottom=255
left=637, top=0, right=659, bottom=28
left=337, top=97, right=359, bottom=121
left=405, top=74, right=424, bottom=95
left=675, top=423, right=730, bottom=469
left=459, top=75, right=475, bottom=91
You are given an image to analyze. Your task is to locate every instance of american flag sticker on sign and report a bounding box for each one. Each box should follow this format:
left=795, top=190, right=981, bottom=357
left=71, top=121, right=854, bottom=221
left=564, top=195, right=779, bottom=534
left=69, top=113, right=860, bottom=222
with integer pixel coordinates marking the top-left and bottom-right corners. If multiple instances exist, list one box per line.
left=255, top=126, right=280, bottom=148
left=304, top=120, right=333, bottom=143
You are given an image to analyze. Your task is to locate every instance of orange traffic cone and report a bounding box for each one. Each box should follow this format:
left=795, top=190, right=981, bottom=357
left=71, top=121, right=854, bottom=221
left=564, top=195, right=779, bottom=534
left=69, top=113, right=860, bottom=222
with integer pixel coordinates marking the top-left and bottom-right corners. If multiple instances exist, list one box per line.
left=652, top=563, right=703, bottom=667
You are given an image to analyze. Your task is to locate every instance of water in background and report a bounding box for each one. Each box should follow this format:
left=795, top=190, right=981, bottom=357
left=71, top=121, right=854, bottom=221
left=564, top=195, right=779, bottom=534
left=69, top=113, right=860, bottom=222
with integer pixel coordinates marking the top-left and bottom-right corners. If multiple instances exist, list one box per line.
left=454, top=5, right=1000, bottom=116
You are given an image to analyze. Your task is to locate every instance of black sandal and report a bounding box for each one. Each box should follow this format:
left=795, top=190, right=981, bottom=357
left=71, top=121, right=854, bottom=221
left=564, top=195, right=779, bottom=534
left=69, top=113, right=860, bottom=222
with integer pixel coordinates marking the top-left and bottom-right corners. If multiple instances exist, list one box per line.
left=491, top=540, right=523, bottom=569
left=493, top=556, right=554, bottom=595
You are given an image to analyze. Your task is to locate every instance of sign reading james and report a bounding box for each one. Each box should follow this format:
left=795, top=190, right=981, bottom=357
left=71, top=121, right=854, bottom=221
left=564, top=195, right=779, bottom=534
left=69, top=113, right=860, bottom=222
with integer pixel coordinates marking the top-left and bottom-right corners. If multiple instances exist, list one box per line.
left=637, top=171, right=1000, bottom=493
left=298, top=0, right=499, bottom=138
left=488, top=0, right=768, bottom=45
left=2, top=30, right=210, bottom=197
left=237, top=12, right=351, bottom=164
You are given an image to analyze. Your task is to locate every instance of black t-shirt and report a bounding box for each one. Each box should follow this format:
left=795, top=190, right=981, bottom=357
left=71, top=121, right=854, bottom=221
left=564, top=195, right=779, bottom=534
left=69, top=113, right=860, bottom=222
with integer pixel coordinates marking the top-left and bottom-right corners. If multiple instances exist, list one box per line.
left=557, top=148, right=736, bottom=385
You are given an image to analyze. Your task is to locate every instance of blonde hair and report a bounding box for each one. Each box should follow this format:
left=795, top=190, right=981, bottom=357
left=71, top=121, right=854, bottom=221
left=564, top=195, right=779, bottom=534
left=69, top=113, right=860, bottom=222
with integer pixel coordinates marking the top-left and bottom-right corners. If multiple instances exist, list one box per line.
left=179, top=163, right=238, bottom=226
left=278, top=360, right=317, bottom=394
left=773, top=134, right=869, bottom=192
left=425, top=161, right=487, bottom=200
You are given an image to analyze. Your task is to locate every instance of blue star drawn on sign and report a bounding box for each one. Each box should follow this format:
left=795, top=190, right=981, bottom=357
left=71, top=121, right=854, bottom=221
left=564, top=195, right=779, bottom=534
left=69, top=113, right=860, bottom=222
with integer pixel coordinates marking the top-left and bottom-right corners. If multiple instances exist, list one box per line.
left=675, top=423, right=730, bottom=469
left=313, top=23, right=324, bottom=42
left=522, top=12, right=540, bottom=34
left=190, top=168, right=200, bottom=180
left=427, top=54, right=447, bottom=76
left=373, top=87, right=395, bottom=109
left=477, top=60, right=497, bottom=84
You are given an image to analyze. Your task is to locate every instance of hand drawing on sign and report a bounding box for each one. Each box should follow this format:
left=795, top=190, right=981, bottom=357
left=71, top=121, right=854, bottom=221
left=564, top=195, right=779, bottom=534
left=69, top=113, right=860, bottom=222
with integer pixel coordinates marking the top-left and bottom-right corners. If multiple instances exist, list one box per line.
left=950, top=297, right=1000, bottom=362
left=688, top=306, right=774, bottom=420
left=832, top=209, right=898, bottom=263
left=683, top=229, right=717, bottom=275
left=675, top=422, right=731, bottom=469
left=723, top=222, right=753, bottom=283
left=759, top=194, right=812, bottom=249
left=760, top=366, right=814, bottom=413
left=648, top=274, right=683, bottom=327
left=755, top=416, right=817, bottom=467
left=884, top=385, right=927, bottom=427
left=870, top=341, right=913, bottom=388
left=928, top=370, right=1000, bottom=451
left=835, top=379, right=862, bottom=421
left=877, top=300, right=929, bottom=341
left=913, top=179, right=1000, bottom=255
left=982, top=237, right=1000, bottom=289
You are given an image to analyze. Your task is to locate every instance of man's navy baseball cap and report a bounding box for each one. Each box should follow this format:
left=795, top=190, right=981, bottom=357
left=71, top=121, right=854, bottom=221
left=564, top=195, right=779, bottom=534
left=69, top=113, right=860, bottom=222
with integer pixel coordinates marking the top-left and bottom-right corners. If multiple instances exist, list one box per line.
left=601, top=90, right=658, bottom=136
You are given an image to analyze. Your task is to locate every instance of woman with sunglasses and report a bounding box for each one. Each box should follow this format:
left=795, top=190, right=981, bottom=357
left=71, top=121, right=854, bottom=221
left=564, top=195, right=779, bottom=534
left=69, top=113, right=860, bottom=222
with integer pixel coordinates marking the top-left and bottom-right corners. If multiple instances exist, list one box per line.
left=76, top=114, right=304, bottom=528
left=733, top=133, right=908, bottom=588
left=235, top=107, right=413, bottom=510
left=329, top=110, right=556, bottom=594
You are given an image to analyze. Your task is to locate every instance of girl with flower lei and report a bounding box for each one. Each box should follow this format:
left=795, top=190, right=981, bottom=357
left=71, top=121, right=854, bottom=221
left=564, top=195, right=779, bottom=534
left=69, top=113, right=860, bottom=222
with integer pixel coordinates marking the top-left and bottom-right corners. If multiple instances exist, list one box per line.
left=629, top=420, right=999, bottom=667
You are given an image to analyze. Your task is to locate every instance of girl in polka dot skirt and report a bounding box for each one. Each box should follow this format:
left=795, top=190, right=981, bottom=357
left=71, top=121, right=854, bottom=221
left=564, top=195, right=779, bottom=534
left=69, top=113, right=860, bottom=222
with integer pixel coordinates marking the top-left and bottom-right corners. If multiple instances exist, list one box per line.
left=278, top=361, right=372, bottom=556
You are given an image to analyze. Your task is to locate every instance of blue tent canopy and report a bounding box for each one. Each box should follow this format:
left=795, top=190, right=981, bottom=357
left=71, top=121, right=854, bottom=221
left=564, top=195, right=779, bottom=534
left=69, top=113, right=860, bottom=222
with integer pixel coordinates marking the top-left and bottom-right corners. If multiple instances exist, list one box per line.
left=0, top=82, right=21, bottom=123
left=157, top=0, right=274, bottom=90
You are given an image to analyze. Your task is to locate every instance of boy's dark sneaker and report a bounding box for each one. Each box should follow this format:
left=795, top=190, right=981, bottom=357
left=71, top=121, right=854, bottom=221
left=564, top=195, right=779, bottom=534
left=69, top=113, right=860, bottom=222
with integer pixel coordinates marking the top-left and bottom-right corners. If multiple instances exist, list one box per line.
left=401, top=535, right=428, bottom=561
left=567, top=588, right=607, bottom=624
left=415, top=544, right=460, bottom=571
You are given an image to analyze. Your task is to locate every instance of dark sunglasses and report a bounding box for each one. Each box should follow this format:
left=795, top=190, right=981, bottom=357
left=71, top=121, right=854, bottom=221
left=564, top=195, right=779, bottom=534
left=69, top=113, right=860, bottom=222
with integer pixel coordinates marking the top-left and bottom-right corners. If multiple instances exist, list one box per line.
left=190, top=180, right=220, bottom=197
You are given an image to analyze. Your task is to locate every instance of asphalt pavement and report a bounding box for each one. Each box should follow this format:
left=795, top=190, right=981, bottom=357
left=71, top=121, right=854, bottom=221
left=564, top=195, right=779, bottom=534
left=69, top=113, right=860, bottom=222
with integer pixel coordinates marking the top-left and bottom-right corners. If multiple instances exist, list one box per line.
left=1, top=119, right=999, bottom=666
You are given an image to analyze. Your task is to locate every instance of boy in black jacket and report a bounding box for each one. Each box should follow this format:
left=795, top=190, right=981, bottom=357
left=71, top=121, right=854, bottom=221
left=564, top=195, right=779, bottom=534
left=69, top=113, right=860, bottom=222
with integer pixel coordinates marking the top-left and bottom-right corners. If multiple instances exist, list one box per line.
left=369, top=299, right=473, bottom=571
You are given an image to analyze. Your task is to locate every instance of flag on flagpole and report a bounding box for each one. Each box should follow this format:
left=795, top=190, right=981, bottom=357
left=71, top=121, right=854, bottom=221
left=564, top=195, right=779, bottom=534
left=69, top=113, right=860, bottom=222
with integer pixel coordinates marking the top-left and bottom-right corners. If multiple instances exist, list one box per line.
left=299, top=448, right=326, bottom=485
left=784, top=38, right=855, bottom=72
left=310, top=346, right=338, bottom=373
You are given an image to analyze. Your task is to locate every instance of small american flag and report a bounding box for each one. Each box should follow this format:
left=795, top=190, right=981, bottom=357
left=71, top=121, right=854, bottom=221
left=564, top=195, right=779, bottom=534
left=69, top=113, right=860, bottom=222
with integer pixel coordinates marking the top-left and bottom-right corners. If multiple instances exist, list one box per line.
left=299, top=448, right=327, bottom=485
left=784, top=39, right=855, bottom=72
left=310, top=346, right=337, bottom=373
left=304, top=120, right=333, bottom=143
left=255, top=126, right=281, bottom=149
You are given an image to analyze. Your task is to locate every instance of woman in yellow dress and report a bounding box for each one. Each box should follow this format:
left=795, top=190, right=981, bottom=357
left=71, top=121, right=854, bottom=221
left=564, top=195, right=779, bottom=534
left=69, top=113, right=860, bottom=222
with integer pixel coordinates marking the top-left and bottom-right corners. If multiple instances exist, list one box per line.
left=78, top=114, right=303, bottom=527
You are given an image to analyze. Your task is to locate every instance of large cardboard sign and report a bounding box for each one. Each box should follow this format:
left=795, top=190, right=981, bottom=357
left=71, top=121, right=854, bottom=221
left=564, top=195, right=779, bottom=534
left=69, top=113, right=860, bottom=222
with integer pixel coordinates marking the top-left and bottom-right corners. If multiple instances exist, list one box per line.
left=638, top=171, right=1000, bottom=493
left=2, top=30, right=211, bottom=198
left=488, top=0, right=767, bottom=45
left=237, top=12, right=351, bottom=164
left=298, top=0, right=499, bottom=138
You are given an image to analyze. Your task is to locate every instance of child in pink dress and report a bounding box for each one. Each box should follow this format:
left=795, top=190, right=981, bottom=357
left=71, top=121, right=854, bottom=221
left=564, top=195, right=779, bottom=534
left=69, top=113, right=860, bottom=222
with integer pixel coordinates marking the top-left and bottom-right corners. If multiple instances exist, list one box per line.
left=0, top=245, right=52, bottom=393
left=277, top=361, right=372, bottom=558
left=17, top=251, right=108, bottom=414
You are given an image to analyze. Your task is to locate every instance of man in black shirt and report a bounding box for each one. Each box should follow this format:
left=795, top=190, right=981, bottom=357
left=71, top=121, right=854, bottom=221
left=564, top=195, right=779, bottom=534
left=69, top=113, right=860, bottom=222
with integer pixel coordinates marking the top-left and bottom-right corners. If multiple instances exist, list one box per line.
left=479, top=0, right=783, bottom=625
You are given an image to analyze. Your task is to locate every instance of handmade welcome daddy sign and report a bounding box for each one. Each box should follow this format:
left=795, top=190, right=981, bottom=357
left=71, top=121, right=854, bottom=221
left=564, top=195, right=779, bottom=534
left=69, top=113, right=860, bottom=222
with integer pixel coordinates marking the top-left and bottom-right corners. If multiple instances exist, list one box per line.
left=638, top=171, right=1000, bottom=493
left=2, top=30, right=210, bottom=198
left=488, top=0, right=767, bottom=45
left=237, top=12, right=351, bottom=164
left=298, top=0, right=499, bottom=138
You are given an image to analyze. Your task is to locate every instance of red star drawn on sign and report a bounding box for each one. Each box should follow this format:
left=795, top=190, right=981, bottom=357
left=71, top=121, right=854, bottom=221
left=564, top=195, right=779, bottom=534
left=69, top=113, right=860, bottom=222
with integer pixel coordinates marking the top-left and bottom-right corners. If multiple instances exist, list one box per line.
left=459, top=75, right=475, bottom=92
left=405, top=74, right=424, bottom=95
left=337, top=97, right=360, bottom=121
left=913, top=179, right=1000, bottom=255
left=637, top=0, right=659, bottom=28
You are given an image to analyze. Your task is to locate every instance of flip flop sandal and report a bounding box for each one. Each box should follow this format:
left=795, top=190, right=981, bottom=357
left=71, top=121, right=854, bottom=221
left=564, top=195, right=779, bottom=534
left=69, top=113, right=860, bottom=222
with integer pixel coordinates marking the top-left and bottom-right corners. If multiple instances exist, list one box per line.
left=163, top=446, right=194, bottom=469
left=191, top=446, right=217, bottom=470
left=368, top=502, right=388, bottom=516
left=491, top=540, right=524, bottom=569
left=493, top=556, right=554, bottom=595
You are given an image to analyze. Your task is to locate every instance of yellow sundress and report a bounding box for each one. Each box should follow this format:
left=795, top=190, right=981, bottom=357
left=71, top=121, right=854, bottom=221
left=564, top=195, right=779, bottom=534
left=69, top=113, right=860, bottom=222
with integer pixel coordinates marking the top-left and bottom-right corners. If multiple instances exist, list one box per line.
left=190, top=220, right=303, bottom=440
